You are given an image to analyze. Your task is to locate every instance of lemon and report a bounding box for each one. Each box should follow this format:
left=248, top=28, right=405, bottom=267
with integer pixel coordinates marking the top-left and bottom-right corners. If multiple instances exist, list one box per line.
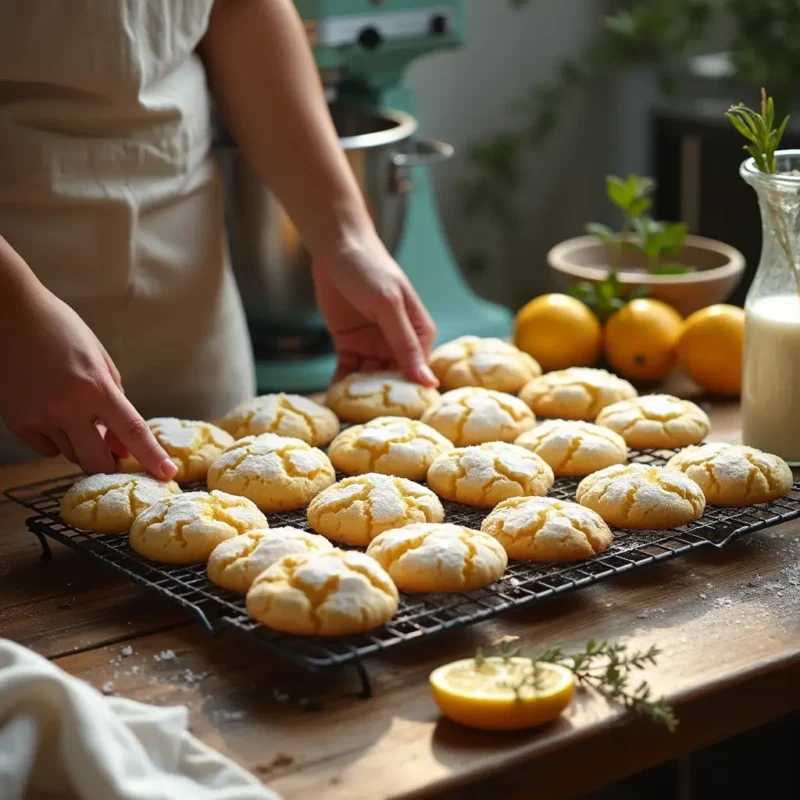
left=515, top=294, right=602, bottom=372
left=429, top=656, right=575, bottom=731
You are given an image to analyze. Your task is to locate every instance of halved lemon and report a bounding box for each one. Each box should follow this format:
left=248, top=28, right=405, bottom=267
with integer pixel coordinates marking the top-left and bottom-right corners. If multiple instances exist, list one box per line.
left=429, top=656, right=575, bottom=731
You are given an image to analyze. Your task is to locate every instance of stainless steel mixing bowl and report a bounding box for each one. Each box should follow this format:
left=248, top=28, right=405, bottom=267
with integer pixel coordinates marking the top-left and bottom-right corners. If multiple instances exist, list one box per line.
left=219, top=106, right=453, bottom=327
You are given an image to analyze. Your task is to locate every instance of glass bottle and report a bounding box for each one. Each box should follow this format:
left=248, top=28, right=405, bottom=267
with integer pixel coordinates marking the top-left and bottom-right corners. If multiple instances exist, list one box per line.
left=740, top=150, right=800, bottom=464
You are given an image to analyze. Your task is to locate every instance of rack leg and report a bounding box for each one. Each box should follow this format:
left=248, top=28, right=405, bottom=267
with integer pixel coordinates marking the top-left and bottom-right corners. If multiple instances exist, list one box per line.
left=27, top=520, right=52, bottom=561
left=354, top=661, right=372, bottom=699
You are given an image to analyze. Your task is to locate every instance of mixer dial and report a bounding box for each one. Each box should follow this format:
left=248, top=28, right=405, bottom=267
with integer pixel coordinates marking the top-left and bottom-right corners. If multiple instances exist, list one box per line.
left=358, top=26, right=383, bottom=50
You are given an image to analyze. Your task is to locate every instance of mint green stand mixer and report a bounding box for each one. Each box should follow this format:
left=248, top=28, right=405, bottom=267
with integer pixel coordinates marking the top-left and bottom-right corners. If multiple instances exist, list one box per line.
left=226, top=0, right=512, bottom=392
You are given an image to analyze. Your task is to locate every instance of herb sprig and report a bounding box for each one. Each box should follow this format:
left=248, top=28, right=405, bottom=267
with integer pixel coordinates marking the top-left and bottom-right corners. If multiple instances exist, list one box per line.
left=475, top=638, right=677, bottom=732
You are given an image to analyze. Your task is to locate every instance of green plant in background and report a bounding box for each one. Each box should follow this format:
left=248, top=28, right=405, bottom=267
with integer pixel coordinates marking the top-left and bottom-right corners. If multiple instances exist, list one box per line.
left=572, top=174, right=690, bottom=319
left=462, top=0, right=800, bottom=257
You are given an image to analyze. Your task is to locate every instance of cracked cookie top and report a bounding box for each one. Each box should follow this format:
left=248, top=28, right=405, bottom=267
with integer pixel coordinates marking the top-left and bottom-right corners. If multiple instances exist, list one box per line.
left=219, top=394, right=340, bottom=447
left=246, top=549, right=399, bottom=636
left=427, top=442, right=554, bottom=507
left=207, top=526, right=333, bottom=593
left=596, top=394, right=710, bottom=449
left=60, top=473, right=181, bottom=534
left=481, top=496, right=613, bottom=562
left=129, top=490, right=268, bottom=564
left=420, top=387, right=535, bottom=446
left=366, top=522, right=508, bottom=592
left=307, top=473, right=445, bottom=546
left=429, top=336, right=541, bottom=393
left=576, top=463, right=706, bottom=529
left=519, top=368, right=637, bottom=420
left=325, top=371, right=441, bottom=423
left=207, top=433, right=335, bottom=512
left=666, top=443, right=792, bottom=507
left=328, top=416, right=453, bottom=480
left=515, top=420, right=628, bottom=477
left=118, top=418, right=234, bottom=483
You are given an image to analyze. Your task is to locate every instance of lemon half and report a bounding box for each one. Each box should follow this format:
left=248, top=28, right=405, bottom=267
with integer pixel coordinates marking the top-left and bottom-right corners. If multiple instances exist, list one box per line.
left=430, top=656, right=575, bottom=731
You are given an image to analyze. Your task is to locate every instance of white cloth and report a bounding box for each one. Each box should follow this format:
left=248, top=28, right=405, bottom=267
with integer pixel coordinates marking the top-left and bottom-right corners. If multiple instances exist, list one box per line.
left=0, top=640, right=279, bottom=800
left=0, top=0, right=256, bottom=463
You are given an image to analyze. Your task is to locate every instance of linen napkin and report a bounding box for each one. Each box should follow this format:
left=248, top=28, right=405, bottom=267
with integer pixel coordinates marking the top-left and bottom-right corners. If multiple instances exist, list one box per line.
left=0, top=639, right=280, bottom=800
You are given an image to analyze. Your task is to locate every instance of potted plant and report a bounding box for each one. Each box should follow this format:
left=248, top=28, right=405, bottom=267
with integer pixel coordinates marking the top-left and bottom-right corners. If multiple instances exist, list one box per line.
left=547, top=174, right=745, bottom=316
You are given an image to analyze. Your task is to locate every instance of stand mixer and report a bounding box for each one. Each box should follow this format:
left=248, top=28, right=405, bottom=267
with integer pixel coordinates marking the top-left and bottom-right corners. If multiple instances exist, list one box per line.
left=223, top=0, right=512, bottom=393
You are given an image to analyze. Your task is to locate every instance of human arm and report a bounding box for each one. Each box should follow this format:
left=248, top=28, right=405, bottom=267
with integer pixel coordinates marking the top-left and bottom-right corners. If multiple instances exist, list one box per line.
left=198, top=0, right=437, bottom=383
left=0, top=236, right=177, bottom=477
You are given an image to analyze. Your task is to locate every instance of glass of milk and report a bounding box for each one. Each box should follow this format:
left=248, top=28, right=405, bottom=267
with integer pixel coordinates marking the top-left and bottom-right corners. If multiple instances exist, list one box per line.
left=740, top=151, right=800, bottom=464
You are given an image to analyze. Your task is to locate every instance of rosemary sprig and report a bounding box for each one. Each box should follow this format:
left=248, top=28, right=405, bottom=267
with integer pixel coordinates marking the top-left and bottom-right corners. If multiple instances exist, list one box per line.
left=474, top=638, right=677, bottom=732
left=726, top=88, right=800, bottom=297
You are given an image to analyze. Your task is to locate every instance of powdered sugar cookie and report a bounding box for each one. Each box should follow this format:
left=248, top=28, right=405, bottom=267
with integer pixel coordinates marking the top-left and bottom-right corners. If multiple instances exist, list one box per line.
left=515, top=420, right=628, bottom=477
left=576, top=463, right=706, bottom=529
left=207, top=433, right=335, bottom=511
left=219, top=393, right=340, bottom=447
left=429, top=336, right=541, bottom=393
left=60, top=473, right=181, bottom=534
left=482, top=496, right=613, bottom=561
left=328, top=416, right=453, bottom=480
left=129, top=490, right=268, bottom=564
left=207, top=527, right=333, bottom=593
left=307, top=473, right=444, bottom=546
left=367, top=523, right=508, bottom=592
left=666, top=443, right=793, bottom=506
left=519, top=368, right=637, bottom=420
left=247, top=550, right=398, bottom=635
left=427, top=442, right=554, bottom=507
left=596, top=394, right=710, bottom=449
left=326, top=371, right=440, bottom=423
left=421, top=387, right=535, bottom=446
left=118, top=418, right=234, bottom=483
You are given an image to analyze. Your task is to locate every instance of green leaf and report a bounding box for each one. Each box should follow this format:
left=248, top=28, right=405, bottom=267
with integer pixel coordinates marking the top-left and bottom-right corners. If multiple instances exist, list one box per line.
left=628, top=197, right=652, bottom=218
left=606, top=270, right=622, bottom=296
left=585, top=222, right=616, bottom=244
left=650, top=263, right=694, bottom=275
left=657, top=221, right=688, bottom=255
left=570, top=281, right=596, bottom=304
left=629, top=285, right=650, bottom=300
left=606, top=175, right=631, bottom=210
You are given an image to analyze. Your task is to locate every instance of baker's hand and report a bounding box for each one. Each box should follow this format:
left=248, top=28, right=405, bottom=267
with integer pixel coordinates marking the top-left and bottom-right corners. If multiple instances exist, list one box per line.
left=313, top=230, right=438, bottom=385
left=0, top=286, right=177, bottom=479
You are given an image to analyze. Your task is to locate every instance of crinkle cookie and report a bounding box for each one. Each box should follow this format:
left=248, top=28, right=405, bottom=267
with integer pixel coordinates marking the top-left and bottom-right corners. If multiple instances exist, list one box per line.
left=427, top=442, right=553, bottom=507
left=666, top=443, right=793, bottom=507
left=246, top=550, right=399, bottom=635
left=118, top=418, right=234, bottom=483
left=367, top=523, right=507, bottom=592
left=60, top=473, right=180, bottom=534
left=328, top=416, right=453, bottom=480
left=596, top=394, right=710, bottom=449
left=207, top=527, right=333, bottom=593
left=481, top=496, right=613, bottom=562
left=519, top=368, right=637, bottom=420
left=326, top=371, right=440, bottom=423
left=429, top=336, right=541, bottom=393
left=207, top=433, right=335, bottom=512
left=129, top=490, right=267, bottom=564
left=219, top=394, right=339, bottom=447
left=421, top=387, right=535, bottom=446
left=515, top=420, right=628, bottom=477
left=576, top=463, right=706, bottom=529
left=307, top=473, right=444, bottom=546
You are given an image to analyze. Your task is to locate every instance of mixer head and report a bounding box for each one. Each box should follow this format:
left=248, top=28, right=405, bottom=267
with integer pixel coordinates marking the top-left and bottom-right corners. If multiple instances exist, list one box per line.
left=293, top=1, right=463, bottom=96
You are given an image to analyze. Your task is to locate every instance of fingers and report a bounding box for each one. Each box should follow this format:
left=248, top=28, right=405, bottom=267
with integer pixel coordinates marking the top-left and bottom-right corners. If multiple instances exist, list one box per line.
left=19, top=431, right=59, bottom=458
left=47, top=429, right=78, bottom=464
left=104, top=429, right=130, bottom=459
left=376, top=287, right=437, bottom=386
left=98, top=389, right=176, bottom=480
left=99, top=343, right=123, bottom=391
left=332, top=350, right=363, bottom=384
left=402, top=283, right=437, bottom=360
left=67, top=422, right=117, bottom=474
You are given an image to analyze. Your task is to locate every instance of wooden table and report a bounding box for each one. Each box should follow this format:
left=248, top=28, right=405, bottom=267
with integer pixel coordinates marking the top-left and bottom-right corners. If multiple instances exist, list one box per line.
left=1, top=400, right=798, bottom=800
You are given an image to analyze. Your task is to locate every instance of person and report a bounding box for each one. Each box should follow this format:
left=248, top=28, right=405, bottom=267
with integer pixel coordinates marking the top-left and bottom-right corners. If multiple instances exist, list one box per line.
left=0, top=0, right=438, bottom=479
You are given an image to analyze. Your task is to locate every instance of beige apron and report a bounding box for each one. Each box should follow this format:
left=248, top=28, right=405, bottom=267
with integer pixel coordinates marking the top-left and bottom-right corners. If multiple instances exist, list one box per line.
left=0, top=0, right=255, bottom=463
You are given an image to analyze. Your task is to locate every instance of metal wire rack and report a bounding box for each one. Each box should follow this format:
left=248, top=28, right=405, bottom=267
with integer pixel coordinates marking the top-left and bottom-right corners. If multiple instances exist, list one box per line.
left=7, top=448, right=800, bottom=695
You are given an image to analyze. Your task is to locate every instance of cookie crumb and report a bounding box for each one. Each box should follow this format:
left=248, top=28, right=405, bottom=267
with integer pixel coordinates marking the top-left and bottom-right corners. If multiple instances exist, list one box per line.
left=121, top=646, right=133, bottom=657
left=158, top=649, right=176, bottom=661
left=101, top=682, right=114, bottom=695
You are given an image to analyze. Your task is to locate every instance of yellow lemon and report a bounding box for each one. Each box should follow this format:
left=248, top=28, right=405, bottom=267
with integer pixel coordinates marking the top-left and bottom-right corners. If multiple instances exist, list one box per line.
left=678, top=304, right=745, bottom=396
left=604, top=299, right=683, bottom=383
left=515, top=294, right=602, bottom=372
left=429, top=656, right=575, bottom=731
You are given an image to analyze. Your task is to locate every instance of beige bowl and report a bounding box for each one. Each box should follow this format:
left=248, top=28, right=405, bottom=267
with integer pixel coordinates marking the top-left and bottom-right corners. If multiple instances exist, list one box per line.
left=547, top=234, right=745, bottom=316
